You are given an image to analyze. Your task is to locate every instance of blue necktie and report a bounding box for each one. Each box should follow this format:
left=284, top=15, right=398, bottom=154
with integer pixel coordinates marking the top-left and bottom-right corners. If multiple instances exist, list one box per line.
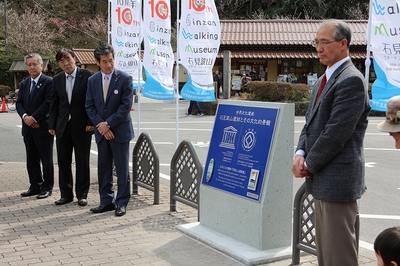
left=30, top=80, right=36, bottom=95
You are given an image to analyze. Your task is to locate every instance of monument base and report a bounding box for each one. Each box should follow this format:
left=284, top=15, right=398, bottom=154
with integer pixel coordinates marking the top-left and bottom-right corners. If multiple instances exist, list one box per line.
left=177, top=222, right=292, bottom=266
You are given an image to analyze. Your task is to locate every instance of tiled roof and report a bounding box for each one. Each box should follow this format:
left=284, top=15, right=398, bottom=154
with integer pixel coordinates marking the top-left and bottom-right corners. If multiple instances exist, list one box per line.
left=8, top=59, right=52, bottom=72
left=73, top=48, right=96, bottom=65
left=71, top=20, right=369, bottom=62
left=217, top=50, right=368, bottom=59
left=220, top=20, right=368, bottom=46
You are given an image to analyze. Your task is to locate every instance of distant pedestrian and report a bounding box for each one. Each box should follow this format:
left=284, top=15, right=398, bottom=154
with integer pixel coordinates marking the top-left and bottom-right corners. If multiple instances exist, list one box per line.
left=186, top=100, right=204, bottom=116
left=240, top=74, right=251, bottom=92
left=374, top=227, right=400, bottom=266
left=213, top=71, right=222, bottom=98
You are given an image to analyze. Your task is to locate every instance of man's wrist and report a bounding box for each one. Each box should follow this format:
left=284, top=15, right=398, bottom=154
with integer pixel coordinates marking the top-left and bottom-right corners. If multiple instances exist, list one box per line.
left=105, top=122, right=110, bottom=128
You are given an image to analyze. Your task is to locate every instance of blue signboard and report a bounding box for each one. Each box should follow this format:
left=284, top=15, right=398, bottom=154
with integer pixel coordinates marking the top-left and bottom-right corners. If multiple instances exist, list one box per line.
left=202, top=104, right=279, bottom=201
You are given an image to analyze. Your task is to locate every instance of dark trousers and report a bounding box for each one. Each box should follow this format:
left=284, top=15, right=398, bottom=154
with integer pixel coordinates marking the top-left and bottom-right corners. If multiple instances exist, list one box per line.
left=24, top=133, right=54, bottom=192
left=96, top=138, right=131, bottom=206
left=56, top=122, right=92, bottom=200
left=187, top=101, right=202, bottom=114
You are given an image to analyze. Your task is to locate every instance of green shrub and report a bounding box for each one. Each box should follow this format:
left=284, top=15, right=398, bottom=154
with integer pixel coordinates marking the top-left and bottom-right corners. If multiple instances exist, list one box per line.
left=245, top=81, right=311, bottom=103
left=0, top=85, right=12, bottom=98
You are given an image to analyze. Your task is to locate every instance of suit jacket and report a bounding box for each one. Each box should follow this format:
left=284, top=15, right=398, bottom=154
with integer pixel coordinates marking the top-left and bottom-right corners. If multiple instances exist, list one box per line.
left=49, top=67, right=94, bottom=139
left=85, top=68, right=134, bottom=143
left=297, top=60, right=371, bottom=202
left=16, top=73, right=53, bottom=137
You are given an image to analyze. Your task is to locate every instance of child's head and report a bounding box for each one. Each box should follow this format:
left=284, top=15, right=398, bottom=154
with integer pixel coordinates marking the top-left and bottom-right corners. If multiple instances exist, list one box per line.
left=374, top=227, right=400, bottom=266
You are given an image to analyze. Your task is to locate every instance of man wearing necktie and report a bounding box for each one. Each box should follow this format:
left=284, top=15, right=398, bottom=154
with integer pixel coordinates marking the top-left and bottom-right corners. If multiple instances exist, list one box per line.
left=85, top=44, right=134, bottom=217
left=16, top=53, right=54, bottom=199
left=48, top=48, right=94, bottom=207
left=292, top=20, right=371, bottom=266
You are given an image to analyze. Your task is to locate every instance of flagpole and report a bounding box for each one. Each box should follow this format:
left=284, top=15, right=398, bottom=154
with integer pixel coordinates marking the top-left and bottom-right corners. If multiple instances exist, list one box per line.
left=175, top=0, right=181, bottom=148
left=364, top=0, right=373, bottom=89
left=108, top=0, right=111, bottom=44
left=136, top=1, right=143, bottom=135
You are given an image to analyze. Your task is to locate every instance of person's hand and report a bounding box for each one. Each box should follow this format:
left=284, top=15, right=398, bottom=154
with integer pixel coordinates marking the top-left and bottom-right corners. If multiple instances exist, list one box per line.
left=96, top=121, right=110, bottom=135
left=292, top=154, right=311, bottom=178
left=23, top=116, right=36, bottom=127
left=48, top=129, right=56, bottom=136
left=103, top=130, right=115, bottom=140
left=86, top=126, right=94, bottom=132
left=30, top=122, right=39, bottom=129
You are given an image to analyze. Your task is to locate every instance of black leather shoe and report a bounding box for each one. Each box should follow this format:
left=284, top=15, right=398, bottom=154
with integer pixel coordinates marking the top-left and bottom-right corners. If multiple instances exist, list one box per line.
left=90, top=205, right=115, bottom=213
left=115, top=205, right=126, bottom=216
left=78, top=199, right=88, bottom=206
left=36, top=191, right=52, bottom=199
left=20, top=189, right=40, bottom=197
left=54, top=198, right=73, bottom=205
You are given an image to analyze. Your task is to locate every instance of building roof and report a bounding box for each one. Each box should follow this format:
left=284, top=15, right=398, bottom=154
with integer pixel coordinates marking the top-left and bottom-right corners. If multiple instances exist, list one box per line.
left=73, top=48, right=97, bottom=65
left=8, top=59, right=52, bottom=72
left=220, top=20, right=368, bottom=46
left=218, top=49, right=368, bottom=59
left=71, top=20, right=369, bottom=61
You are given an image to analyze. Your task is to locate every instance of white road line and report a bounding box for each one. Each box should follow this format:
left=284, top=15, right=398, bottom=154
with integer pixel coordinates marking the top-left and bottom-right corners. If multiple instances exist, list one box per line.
left=359, top=240, right=374, bottom=252
left=360, top=214, right=400, bottom=220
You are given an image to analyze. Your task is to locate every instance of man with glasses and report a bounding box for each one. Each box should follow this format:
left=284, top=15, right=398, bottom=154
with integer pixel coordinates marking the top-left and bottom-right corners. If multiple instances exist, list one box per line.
left=292, top=20, right=371, bottom=265
left=49, top=48, right=94, bottom=207
left=16, top=53, right=54, bottom=199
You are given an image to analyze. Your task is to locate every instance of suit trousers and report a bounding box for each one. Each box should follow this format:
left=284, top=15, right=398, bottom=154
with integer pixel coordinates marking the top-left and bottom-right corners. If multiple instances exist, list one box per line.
left=96, top=137, right=131, bottom=207
left=24, top=132, right=54, bottom=192
left=56, top=121, right=92, bottom=200
left=314, top=199, right=358, bottom=266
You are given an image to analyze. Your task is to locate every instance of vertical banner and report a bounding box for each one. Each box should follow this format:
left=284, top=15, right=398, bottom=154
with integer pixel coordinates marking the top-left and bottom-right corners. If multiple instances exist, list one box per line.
left=368, top=0, right=400, bottom=111
left=178, top=0, right=221, bottom=102
left=141, top=0, right=175, bottom=100
left=111, top=0, right=144, bottom=88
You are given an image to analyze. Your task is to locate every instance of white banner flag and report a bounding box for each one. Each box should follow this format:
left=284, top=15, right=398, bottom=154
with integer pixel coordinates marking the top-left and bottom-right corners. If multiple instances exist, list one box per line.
left=368, top=0, right=400, bottom=111
left=178, top=0, right=221, bottom=102
left=141, top=0, right=175, bottom=100
left=111, top=0, right=143, bottom=88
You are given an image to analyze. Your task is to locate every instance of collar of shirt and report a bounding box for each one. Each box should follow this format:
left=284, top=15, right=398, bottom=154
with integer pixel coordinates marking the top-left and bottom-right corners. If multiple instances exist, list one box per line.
left=101, top=72, right=113, bottom=82
left=31, top=73, right=42, bottom=84
left=325, top=56, right=350, bottom=81
left=65, top=67, right=77, bottom=79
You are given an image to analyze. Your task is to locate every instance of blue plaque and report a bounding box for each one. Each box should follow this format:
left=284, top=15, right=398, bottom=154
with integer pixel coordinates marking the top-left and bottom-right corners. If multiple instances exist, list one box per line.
left=202, top=104, right=279, bottom=201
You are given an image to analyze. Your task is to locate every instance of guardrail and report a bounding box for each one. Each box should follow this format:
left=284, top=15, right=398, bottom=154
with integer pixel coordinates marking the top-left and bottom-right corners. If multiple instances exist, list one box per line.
left=132, top=132, right=160, bottom=205
left=169, top=140, right=203, bottom=221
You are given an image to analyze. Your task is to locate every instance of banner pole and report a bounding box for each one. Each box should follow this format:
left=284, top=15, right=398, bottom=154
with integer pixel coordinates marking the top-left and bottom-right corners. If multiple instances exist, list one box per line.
left=175, top=0, right=181, bottom=148
left=364, top=0, right=373, bottom=89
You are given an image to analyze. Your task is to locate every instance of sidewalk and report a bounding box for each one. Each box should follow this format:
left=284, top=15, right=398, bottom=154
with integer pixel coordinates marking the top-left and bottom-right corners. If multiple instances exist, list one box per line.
left=0, top=162, right=377, bottom=265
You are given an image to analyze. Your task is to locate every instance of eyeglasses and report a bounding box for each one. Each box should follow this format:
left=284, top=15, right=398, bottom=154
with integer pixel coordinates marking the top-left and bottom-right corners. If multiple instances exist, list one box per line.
left=58, top=57, right=74, bottom=64
left=311, top=40, right=338, bottom=48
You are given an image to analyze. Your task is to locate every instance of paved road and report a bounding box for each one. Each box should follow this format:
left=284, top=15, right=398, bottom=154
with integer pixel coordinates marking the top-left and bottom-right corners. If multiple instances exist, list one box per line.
left=0, top=97, right=394, bottom=265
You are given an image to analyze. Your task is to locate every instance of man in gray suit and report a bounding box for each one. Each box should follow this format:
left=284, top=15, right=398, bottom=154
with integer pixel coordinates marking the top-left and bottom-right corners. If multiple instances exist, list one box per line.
left=292, top=20, right=371, bottom=266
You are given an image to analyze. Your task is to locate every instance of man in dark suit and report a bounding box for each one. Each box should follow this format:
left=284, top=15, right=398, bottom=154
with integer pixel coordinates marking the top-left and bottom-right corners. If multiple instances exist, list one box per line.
left=49, top=48, right=94, bottom=207
left=85, top=44, right=134, bottom=217
left=16, top=53, right=54, bottom=199
left=292, top=20, right=371, bottom=265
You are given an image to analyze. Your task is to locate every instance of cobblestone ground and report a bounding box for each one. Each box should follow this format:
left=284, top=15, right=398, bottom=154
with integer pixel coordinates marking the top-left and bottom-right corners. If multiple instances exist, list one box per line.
left=0, top=162, right=376, bottom=265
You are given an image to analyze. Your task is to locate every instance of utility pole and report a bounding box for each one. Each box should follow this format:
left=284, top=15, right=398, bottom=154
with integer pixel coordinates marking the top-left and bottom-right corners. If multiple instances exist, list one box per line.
left=4, top=0, right=8, bottom=55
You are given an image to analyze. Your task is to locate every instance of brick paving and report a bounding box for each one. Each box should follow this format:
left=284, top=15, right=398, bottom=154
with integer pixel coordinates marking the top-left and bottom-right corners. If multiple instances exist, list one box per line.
left=0, top=162, right=377, bottom=265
